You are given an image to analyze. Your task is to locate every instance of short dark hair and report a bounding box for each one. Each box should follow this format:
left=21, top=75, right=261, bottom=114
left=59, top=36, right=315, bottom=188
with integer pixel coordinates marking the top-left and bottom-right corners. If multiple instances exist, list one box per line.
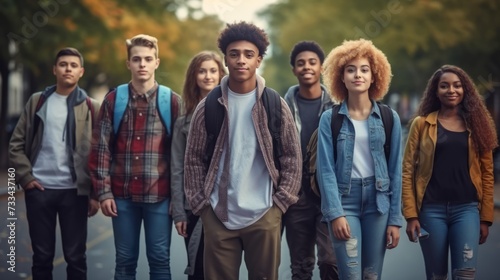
left=290, top=41, right=325, bottom=67
left=217, top=21, right=270, bottom=57
left=54, top=47, right=84, bottom=66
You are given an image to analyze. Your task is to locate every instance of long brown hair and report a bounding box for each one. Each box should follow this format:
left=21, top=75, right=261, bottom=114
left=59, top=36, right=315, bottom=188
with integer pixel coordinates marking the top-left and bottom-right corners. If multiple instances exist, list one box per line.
left=182, top=51, right=225, bottom=116
left=126, top=34, right=158, bottom=59
left=416, top=65, right=498, bottom=152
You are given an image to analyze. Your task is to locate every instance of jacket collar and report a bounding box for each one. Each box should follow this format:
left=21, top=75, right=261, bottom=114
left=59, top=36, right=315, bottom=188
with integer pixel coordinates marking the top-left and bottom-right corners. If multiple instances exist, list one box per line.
left=424, top=111, right=439, bottom=125
left=338, top=99, right=382, bottom=117
left=41, top=85, right=88, bottom=106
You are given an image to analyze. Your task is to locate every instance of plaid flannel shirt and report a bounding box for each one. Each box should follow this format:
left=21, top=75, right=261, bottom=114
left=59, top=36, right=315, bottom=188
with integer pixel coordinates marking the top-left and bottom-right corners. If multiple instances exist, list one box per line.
left=89, top=82, right=180, bottom=203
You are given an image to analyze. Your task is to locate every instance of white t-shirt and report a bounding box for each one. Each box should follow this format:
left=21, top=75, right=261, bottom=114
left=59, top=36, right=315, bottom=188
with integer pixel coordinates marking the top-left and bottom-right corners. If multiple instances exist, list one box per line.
left=351, top=119, right=374, bottom=178
left=210, top=88, right=273, bottom=229
left=32, top=93, right=76, bottom=189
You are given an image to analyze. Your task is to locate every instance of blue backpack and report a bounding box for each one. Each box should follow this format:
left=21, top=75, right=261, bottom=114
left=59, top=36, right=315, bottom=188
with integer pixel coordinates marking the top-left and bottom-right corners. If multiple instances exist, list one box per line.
left=113, top=84, right=173, bottom=136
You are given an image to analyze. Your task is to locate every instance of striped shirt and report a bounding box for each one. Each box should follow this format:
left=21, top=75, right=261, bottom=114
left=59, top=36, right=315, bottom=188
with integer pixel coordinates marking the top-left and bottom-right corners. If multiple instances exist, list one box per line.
left=89, top=82, right=180, bottom=203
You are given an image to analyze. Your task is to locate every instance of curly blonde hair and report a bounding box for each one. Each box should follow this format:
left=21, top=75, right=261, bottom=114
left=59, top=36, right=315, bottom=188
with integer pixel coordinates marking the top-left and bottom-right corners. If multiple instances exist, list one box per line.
left=322, top=39, right=392, bottom=102
left=416, top=65, right=498, bottom=152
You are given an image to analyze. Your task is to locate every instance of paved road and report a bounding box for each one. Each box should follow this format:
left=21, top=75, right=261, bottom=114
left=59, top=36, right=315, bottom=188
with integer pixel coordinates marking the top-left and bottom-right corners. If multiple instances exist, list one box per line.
left=1, top=190, right=500, bottom=279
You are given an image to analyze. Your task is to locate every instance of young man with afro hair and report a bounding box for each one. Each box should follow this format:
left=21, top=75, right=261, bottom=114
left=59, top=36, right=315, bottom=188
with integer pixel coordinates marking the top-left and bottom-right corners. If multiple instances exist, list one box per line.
left=283, top=41, right=339, bottom=280
left=184, top=21, right=302, bottom=280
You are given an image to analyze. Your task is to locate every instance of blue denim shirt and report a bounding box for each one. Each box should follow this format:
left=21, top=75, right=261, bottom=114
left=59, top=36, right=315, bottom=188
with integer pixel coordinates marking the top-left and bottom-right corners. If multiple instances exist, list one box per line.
left=317, top=101, right=403, bottom=227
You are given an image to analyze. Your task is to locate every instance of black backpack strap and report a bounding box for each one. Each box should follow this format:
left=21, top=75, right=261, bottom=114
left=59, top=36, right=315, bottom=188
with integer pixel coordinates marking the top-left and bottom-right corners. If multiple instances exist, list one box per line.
left=330, top=104, right=342, bottom=162
left=377, top=102, right=394, bottom=163
left=330, top=102, right=393, bottom=164
left=203, top=86, right=283, bottom=171
left=32, top=93, right=47, bottom=138
left=85, top=97, right=95, bottom=128
left=262, top=87, right=282, bottom=171
left=203, top=86, right=224, bottom=168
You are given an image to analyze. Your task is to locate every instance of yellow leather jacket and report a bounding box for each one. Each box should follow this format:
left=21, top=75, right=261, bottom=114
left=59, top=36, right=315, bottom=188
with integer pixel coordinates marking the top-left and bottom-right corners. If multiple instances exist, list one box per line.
left=402, top=111, right=494, bottom=224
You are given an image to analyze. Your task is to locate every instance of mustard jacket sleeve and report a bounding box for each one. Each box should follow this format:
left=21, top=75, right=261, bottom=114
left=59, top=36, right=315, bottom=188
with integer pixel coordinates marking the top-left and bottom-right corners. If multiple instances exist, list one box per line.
left=478, top=150, right=494, bottom=224
left=402, top=116, right=423, bottom=220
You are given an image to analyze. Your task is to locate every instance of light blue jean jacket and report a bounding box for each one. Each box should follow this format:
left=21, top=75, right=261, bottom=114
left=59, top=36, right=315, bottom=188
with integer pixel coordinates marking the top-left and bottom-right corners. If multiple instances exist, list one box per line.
left=317, top=100, right=403, bottom=227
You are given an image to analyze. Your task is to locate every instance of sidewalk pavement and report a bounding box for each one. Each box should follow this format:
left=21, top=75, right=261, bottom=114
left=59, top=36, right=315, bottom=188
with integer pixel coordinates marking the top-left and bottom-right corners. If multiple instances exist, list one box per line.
left=1, top=169, right=499, bottom=208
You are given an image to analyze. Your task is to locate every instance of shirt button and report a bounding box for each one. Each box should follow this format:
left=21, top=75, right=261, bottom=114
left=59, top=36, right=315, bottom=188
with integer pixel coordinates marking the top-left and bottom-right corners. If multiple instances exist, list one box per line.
left=134, top=177, right=138, bottom=180
left=135, top=156, right=139, bottom=160
left=137, top=137, right=141, bottom=140
left=139, top=113, right=143, bottom=116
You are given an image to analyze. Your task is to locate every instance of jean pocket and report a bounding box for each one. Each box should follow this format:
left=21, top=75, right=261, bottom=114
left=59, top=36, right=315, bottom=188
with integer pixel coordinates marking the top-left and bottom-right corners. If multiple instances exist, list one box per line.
left=24, top=187, right=38, bottom=194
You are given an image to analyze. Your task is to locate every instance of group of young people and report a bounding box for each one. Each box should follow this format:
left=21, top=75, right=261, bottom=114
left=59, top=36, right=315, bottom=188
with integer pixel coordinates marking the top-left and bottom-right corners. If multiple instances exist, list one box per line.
left=9, top=21, right=497, bottom=280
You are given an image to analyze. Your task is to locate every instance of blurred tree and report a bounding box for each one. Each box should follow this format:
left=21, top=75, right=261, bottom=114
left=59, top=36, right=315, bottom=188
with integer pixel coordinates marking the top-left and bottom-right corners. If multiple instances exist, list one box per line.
left=0, top=0, right=112, bottom=166
left=259, top=0, right=500, bottom=103
left=0, top=0, right=223, bottom=96
left=0, top=0, right=223, bottom=166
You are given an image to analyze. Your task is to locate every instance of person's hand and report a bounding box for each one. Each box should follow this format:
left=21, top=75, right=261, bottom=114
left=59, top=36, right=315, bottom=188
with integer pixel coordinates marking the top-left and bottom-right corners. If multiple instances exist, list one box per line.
left=100, top=199, right=117, bottom=217
left=175, top=221, right=188, bottom=238
left=386, top=225, right=400, bottom=249
left=24, top=180, right=44, bottom=191
left=479, top=223, right=489, bottom=244
left=331, top=217, right=351, bottom=240
left=88, top=198, right=100, bottom=217
left=405, top=218, right=421, bottom=242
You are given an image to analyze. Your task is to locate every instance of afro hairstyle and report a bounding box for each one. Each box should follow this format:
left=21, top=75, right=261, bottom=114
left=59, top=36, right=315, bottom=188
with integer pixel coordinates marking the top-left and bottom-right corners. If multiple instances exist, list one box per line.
left=322, top=39, right=392, bottom=102
left=217, top=21, right=270, bottom=57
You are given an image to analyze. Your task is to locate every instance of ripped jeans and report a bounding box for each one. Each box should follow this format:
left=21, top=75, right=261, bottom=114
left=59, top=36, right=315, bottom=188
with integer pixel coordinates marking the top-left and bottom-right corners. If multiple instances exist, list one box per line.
left=328, top=177, right=389, bottom=280
left=419, top=202, right=479, bottom=280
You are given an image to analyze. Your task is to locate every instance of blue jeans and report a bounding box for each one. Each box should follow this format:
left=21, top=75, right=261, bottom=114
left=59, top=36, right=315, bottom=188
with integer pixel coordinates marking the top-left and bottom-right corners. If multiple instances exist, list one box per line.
left=419, top=202, right=479, bottom=280
left=112, top=198, right=172, bottom=280
left=327, top=177, right=388, bottom=280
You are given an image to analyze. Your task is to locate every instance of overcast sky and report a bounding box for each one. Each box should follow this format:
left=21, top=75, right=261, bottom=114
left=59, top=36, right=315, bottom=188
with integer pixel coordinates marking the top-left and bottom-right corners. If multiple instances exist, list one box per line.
left=201, top=0, right=277, bottom=27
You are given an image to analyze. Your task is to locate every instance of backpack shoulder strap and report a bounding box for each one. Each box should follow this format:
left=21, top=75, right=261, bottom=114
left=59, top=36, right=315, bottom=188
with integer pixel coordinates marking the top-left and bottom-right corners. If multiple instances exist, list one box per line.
left=157, top=85, right=172, bottom=137
left=330, top=104, right=342, bottom=162
left=377, top=102, right=394, bottom=162
left=113, top=84, right=129, bottom=134
left=203, top=86, right=224, bottom=167
left=85, top=97, right=95, bottom=128
left=202, top=86, right=283, bottom=171
left=262, top=87, right=282, bottom=171
left=31, top=93, right=44, bottom=141
left=34, top=93, right=46, bottom=112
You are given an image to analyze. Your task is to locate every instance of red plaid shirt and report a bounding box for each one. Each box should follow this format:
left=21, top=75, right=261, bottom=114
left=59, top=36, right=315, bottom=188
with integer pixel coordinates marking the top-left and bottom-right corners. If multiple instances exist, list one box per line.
left=89, top=82, right=180, bottom=203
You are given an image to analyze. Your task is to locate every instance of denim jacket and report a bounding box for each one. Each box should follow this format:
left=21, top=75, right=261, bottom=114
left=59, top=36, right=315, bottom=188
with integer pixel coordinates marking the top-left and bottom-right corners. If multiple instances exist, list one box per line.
left=317, top=101, right=403, bottom=227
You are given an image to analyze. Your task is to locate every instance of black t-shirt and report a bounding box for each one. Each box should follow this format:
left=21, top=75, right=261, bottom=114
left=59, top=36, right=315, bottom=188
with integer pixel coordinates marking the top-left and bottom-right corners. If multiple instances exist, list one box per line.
left=424, top=121, right=478, bottom=203
left=297, top=94, right=322, bottom=157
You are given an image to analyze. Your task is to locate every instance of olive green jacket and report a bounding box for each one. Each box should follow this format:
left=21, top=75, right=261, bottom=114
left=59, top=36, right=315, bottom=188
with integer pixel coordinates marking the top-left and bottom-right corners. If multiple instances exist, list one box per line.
left=9, top=87, right=100, bottom=196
